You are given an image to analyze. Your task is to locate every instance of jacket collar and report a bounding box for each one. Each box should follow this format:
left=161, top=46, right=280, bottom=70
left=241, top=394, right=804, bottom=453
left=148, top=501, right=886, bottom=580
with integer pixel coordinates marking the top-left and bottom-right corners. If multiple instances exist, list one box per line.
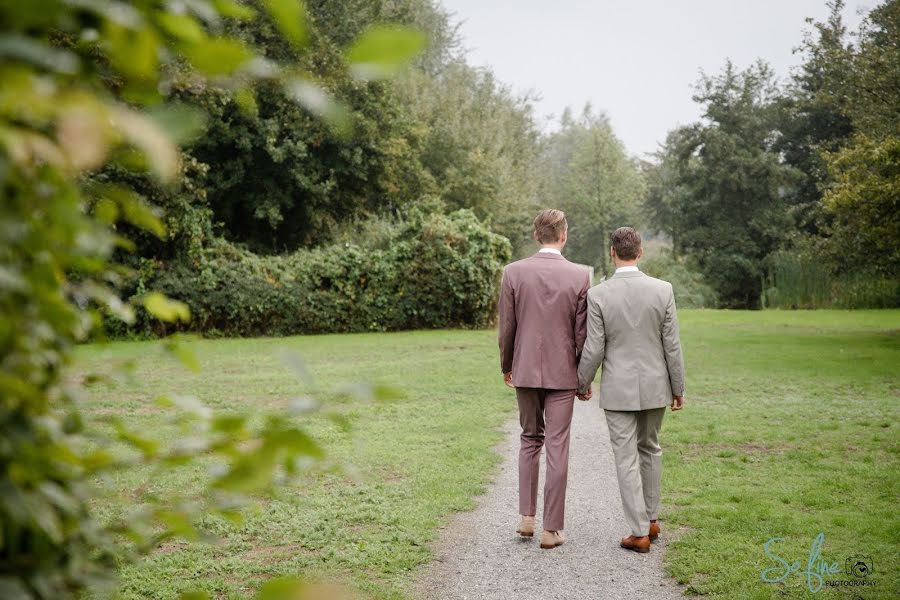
left=531, top=252, right=566, bottom=260
left=611, top=270, right=645, bottom=278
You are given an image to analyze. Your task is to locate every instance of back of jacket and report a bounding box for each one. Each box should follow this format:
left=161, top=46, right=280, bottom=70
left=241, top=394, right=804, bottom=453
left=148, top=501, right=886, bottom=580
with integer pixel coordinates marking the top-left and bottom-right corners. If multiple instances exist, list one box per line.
left=576, top=271, right=685, bottom=410
left=498, top=252, right=590, bottom=390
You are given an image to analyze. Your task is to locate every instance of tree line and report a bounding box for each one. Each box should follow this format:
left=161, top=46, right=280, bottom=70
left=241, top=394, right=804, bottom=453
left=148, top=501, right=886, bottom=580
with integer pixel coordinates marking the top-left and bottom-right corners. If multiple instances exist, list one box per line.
left=643, top=0, right=898, bottom=308
left=123, top=0, right=897, bottom=314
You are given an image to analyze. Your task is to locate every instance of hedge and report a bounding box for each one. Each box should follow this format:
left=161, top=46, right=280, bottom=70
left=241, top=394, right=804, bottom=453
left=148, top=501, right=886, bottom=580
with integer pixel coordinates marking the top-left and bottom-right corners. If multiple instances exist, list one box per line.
left=125, top=209, right=511, bottom=337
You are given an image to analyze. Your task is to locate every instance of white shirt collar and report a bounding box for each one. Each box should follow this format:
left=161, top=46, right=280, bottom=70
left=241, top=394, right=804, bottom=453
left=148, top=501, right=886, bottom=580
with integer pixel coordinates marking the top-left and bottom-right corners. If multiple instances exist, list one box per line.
left=538, top=247, right=562, bottom=255
left=615, top=265, right=639, bottom=273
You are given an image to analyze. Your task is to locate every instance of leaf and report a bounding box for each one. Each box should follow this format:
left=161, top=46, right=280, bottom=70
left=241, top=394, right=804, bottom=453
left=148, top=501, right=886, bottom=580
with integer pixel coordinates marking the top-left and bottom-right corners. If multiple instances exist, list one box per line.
left=267, top=427, right=324, bottom=458
left=142, top=292, right=190, bottom=323
left=93, top=198, right=118, bottom=224
left=183, top=37, right=253, bottom=75
left=0, top=34, right=79, bottom=74
left=256, top=580, right=350, bottom=600
left=110, top=106, right=179, bottom=181
left=79, top=281, right=136, bottom=324
left=235, top=88, right=258, bottom=116
left=158, top=13, right=206, bottom=43
left=145, top=103, right=207, bottom=144
left=163, top=337, right=200, bottom=371
left=336, top=382, right=401, bottom=402
left=112, top=420, right=159, bottom=457
left=214, top=451, right=278, bottom=492
left=346, top=25, right=425, bottom=80
left=373, top=383, right=404, bottom=402
left=262, top=0, right=307, bottom=48
left=119, top=195, right=166, bottom=239
left=155, top=395, right=210, bottom=419
left=212, top=0, right=256, bottom=20
left=325, top=412, right=352, bottom=433
left=285, top=80, right=350, bottom=135
left=57, top=103, right=113, bottom=171
left=157, top=510, right=198, bottom=540
left=212, top=414, right=247, bottom=433
left=104, top=23, right=159, bottom=82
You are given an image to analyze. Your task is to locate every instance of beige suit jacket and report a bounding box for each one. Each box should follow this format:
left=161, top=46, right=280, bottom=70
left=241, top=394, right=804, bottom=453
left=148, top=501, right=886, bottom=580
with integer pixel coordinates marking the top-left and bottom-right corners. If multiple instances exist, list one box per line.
left=577, top=270, right=685, bottom=410
left=498, top=252, right=591, bottom=390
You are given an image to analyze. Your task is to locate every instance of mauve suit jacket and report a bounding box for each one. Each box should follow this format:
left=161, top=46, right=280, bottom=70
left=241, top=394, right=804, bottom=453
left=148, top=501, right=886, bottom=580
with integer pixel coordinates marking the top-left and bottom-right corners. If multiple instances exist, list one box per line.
left=498, top=252, right=591, bottom=390
left=576, top=270, right=685, bottom=410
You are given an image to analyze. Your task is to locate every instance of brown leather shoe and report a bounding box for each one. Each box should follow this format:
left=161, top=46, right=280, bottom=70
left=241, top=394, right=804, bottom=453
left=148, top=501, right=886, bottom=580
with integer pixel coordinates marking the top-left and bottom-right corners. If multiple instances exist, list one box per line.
left=540, top=530, right=565, bottom=549
left=620, top=535, right=650, bottom=553
left=649, top=520, right=660, bottom=541
left=516, top=516, right=535, bottom=537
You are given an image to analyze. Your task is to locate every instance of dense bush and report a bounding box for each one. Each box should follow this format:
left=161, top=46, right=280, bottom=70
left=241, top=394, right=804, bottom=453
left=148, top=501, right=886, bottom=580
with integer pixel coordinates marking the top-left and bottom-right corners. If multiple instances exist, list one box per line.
left=127, top=210, right=510, bottom=337
left=640, top=250, right=719, bottom=308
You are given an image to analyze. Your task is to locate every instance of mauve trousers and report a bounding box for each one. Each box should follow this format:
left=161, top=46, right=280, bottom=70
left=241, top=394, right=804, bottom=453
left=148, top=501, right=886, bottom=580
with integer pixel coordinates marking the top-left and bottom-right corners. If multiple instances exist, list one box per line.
left=516, top=387, right=575, bottom=531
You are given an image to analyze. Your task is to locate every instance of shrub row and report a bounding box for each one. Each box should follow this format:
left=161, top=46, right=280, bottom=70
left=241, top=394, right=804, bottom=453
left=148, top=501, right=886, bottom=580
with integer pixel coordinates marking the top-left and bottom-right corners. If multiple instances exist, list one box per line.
left=123, top=210, right=511, bottom=337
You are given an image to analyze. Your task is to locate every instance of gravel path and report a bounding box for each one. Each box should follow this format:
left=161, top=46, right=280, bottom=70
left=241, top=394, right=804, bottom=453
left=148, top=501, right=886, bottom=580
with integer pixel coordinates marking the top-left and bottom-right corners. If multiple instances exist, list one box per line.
left=414, top=399, right=685, bottom=600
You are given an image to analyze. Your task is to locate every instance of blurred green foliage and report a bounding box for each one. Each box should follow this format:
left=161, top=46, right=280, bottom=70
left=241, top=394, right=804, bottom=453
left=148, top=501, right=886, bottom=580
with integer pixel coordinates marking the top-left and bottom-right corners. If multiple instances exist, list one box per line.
left=0, top=1, right=422, bottom=598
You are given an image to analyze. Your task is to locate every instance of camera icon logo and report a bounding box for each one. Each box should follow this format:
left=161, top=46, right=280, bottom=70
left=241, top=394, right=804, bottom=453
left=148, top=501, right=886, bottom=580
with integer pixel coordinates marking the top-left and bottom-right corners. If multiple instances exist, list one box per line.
left=844, top=556, right=873, bottom=578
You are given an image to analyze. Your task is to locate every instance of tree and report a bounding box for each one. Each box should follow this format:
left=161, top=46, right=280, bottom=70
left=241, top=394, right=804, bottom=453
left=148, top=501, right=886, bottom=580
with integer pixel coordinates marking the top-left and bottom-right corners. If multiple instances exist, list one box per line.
left=541, top=105, right=643, bottom=273
left=843, top=0, right=900, bottom=139
left=776, top=0, right=855, bottom=235
left=815, top=0, right=900, bottom=280
left=642, top=128, right=697, bottom=259
left=396, top=61, right=543, bottom=257
left=652, top=62, right=800, bottom=308
left=0, top=1, right=422, bottom=598
left=180, top=0, right=437, bottom=253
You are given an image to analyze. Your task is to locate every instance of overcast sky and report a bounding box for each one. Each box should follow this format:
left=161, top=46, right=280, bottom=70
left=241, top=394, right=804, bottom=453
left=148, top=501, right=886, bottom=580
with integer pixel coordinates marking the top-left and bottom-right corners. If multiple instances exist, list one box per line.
left=438, top=0, right=870, bottom=158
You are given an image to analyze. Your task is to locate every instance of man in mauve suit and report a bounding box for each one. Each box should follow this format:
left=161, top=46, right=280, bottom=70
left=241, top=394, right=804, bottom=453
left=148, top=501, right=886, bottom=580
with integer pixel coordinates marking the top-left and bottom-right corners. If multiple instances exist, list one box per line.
left=498, top=209, right=592, bottom=550
left=577, top=227, right=685, bottom=553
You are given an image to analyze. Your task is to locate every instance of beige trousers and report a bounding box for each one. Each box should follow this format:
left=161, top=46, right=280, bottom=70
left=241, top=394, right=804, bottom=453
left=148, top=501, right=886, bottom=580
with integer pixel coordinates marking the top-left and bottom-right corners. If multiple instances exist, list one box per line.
left=604, top=407, right=666, bottom=537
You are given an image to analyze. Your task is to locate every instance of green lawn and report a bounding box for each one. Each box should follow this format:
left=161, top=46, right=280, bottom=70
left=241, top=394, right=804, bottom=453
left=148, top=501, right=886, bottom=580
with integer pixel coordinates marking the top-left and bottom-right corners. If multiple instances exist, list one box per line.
left=662, top=310, right=899, bottom=599
left=73, top=310, right=900, bottom=599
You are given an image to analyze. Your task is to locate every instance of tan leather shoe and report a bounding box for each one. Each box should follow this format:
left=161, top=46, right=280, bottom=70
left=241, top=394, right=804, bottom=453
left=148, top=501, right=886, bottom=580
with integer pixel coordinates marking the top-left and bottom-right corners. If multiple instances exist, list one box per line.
left=649, top=520, right=660, bottom=541
left=540, top=530, right=565, bottom=549
left=620, top=535, right=650, bottom=553
left=516, top=516, right=535, bottom=537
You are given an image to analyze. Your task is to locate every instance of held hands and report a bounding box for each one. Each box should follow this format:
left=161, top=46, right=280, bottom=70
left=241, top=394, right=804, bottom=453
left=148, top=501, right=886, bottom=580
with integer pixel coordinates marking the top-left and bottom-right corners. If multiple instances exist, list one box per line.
left=671, top=395, right=684, bottom=411
left=503, top=371, right=514, bottom=389
left=577, top=385, right=593, bottom=401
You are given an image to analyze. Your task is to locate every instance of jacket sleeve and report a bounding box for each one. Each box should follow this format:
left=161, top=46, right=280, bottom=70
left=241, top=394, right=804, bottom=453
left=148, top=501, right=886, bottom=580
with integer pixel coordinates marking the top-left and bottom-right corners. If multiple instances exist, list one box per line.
left=498, top=268, right=516, bottom=374
left=576, top=291, right=605, bottom=394
left=662, top=283, right=685, bottom=396
left=574, top=273, right=589, bottom=358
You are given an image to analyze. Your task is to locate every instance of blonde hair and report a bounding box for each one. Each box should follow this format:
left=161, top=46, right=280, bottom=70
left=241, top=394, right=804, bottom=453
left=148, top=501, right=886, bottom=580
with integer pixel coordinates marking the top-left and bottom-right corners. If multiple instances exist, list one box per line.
left=533, top=209, right=567, bottom=244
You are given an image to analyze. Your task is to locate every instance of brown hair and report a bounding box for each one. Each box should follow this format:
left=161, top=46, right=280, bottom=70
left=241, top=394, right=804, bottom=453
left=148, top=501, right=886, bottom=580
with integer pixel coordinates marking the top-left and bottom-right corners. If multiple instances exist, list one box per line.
left=610, top=227, right=642, bottom=260
left=533, top=209, right=567, bottom=244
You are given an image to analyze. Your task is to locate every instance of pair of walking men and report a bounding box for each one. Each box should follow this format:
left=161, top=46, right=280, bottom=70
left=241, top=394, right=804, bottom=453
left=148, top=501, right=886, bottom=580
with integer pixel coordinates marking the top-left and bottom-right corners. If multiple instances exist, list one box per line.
left=498, top=209, right=685, bottom=552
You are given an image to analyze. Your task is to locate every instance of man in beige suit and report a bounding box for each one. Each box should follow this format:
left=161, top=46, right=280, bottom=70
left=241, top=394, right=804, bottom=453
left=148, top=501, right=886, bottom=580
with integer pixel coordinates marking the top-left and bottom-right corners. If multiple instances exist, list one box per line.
left=577, top=227, right=685, bottom=553
left=498, top=209, right=591, bottom=550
